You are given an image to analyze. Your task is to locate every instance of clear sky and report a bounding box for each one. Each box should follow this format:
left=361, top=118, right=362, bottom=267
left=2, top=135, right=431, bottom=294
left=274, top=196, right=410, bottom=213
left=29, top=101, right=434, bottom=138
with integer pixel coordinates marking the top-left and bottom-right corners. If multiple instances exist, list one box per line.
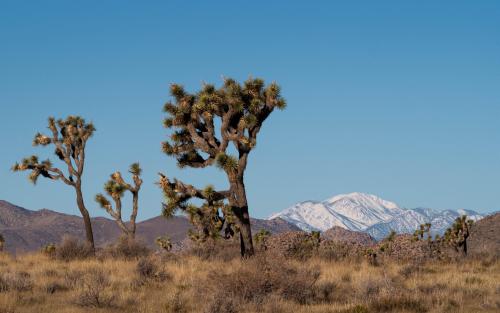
left=1, top=0, right=499, bottom=220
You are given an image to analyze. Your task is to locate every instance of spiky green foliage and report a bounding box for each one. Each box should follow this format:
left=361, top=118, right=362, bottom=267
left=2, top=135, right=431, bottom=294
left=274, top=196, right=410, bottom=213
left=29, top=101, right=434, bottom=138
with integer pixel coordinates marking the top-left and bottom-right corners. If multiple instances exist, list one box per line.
left=12, top=116, right=95, bottom=186
left=413, top=223, right=432, bottom=241
left=158, top=78, right=286, bottom=256
left=254, top=229, right=271, bottom=250
left=155, top=235, right=172, bottom=251
left=95, top=163, right=143, bottom=238
left=129, top=162, right=142, bottom=176
left=443, top=215, right=473, bottom=256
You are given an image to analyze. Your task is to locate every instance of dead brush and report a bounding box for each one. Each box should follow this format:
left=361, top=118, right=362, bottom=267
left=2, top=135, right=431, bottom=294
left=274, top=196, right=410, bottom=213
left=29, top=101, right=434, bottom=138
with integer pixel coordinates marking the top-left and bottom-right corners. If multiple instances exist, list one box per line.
left=54, top=236, right=93, bottom=262
left=200, top=253, right=328, bottom=312
left=103, top=236, right=150, bottom=260
left=74, top=268, right=115, bottom=308
left=0, top=271, right=33, bottom=292
left=132, top=257, right=171, bottom=288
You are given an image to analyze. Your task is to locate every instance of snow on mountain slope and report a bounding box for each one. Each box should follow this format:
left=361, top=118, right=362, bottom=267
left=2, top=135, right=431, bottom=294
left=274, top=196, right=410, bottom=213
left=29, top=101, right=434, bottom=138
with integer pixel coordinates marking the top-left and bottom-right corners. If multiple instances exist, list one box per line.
left=366, top=208, right=485, bottom=240
left=268, top=200, right=366, bottom=232
left=323, top=192, right=403, bottom=228
left=269, top=192, right=403, bottom=232
left=269, top=193, right=486, bottom=239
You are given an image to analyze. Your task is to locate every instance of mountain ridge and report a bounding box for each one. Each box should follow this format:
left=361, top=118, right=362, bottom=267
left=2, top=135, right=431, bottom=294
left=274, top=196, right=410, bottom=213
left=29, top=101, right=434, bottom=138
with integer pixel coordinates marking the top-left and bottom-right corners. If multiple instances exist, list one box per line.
left=269, top=192, right=488, bottom=240
left=0, top=200, right=300, bottom=253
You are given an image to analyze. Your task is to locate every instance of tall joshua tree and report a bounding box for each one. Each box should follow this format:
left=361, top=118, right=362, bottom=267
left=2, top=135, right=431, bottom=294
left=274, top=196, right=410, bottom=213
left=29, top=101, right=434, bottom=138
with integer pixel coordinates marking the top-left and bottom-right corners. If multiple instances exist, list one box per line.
left=158, top=78, right=286, bottom=257
left=95, top=163, right=143, bottom=239
left=12, top=116, right=96, bottom=249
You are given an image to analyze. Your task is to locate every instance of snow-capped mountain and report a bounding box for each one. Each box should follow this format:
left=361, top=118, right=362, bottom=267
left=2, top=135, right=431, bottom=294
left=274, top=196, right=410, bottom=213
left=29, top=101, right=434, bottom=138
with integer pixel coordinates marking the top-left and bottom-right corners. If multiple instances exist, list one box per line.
left=269, top=192, right=486, bottom=240
left=365, top=208, right=484, bottom=240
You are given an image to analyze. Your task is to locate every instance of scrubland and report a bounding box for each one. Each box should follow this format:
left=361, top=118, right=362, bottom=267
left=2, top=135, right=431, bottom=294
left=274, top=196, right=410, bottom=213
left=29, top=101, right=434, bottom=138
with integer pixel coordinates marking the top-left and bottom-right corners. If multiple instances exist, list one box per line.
left=0, top=243, right=498, bottom=313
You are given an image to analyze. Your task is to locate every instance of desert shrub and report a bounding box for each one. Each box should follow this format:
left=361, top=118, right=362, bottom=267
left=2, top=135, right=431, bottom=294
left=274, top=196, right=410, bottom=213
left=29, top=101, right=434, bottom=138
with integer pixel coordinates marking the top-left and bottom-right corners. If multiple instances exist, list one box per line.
left=41, top=243, right=56, bottom=257
left=164, top=291, right=189, bottom=313
left=369, top=296, right=428, bottom=313
left=55, top=236, right=93, bottom=261
left=465, top=276, right=483, bottom=285
left=42, top=281, right=67, bottom=294
left=74, top=268, right=114, bottom=308
left=339, top=305, right=370, bottom=313
left=187, top=240, right=241, bottom=262
left=104, top=236, right=150, bottom=259
left=0, top=272, right=33, bottom=292
left=63, top=269, right=84, bottom=289
left=266, top=232, right=321, bottom=260
left=199, top=253, right=325, bottom=311
left=319, top=240, right=365, bottom=261
left=133, top=257, right=171, bottom=287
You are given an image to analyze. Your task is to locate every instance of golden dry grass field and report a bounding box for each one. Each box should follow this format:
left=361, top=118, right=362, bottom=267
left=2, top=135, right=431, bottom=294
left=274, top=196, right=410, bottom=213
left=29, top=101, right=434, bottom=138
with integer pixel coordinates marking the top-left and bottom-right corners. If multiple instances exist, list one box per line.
left=0, top=250, right=499, bottom=313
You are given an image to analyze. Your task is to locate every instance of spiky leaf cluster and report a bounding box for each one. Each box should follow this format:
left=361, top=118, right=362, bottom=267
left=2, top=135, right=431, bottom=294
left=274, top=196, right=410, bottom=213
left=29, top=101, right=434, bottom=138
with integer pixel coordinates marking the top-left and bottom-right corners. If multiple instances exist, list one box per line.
left=156, top=235, right=172, bottom=251
left=161, top=78, right=286, bottom=175
left=12, top=116, right=96, bottom=186
left=253, top=229, right=271, bottom=250
left=413, top=223, right=432, bottom=241
left=158, top=174, right=235, bottom=242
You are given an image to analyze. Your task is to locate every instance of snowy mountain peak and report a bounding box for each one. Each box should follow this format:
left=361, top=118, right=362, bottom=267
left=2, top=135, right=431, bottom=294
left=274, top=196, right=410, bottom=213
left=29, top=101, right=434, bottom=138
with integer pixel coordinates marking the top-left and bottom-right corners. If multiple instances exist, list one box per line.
left=269, top=192, right=486, bottom=239
left=324, top=192, right=398, bottom=209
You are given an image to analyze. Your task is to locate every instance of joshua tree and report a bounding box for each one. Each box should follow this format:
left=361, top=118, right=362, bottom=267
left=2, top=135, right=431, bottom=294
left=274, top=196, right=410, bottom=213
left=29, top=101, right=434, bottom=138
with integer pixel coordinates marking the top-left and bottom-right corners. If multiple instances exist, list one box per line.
left=385, top=230, right=397, bottom=242
left=12, top=116, right=96, bottom=249
left=413, top=223, right=432, bottom=241
left=0, top=233, right=4, bottom=252
left=444, top=215, right=473, bottom=256
left=158, top=78, right=286, bottom=257
left=95, top=163, right=143, bottom=239
left=155, top=235, right=173, bottom=252
left=253, top=229, right=271, bottom=251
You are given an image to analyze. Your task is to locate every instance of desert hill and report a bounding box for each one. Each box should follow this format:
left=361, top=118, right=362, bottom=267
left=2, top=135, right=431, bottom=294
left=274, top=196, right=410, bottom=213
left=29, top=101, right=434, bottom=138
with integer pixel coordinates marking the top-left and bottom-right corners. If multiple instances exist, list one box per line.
left=0, top=200, right=299, bottom=253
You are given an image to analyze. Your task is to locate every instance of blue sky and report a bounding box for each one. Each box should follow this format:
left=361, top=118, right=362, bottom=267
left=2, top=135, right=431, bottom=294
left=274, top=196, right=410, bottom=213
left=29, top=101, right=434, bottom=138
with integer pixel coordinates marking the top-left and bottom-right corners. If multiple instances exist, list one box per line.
left=1, top=0, right=499, bottom=220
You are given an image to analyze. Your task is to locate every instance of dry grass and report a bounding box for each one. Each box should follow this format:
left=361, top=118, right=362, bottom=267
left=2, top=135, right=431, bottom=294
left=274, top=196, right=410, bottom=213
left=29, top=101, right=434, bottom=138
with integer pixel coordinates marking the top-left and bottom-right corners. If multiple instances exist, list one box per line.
left=0, top=251, right=498, bottom=313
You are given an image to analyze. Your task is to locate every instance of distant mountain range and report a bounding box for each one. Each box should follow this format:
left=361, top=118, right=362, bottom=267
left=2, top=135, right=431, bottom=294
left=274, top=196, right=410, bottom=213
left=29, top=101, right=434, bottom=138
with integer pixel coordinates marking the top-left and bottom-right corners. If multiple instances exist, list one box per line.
left=269, top=192, right=487, bottom=240
left=0, top=200, right=300, bottom=253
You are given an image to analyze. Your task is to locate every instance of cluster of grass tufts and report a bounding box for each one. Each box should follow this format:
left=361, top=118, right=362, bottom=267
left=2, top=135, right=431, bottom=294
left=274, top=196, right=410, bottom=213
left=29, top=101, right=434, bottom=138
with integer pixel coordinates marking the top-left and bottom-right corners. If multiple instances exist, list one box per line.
left=0, top=245, right=498, bottom=313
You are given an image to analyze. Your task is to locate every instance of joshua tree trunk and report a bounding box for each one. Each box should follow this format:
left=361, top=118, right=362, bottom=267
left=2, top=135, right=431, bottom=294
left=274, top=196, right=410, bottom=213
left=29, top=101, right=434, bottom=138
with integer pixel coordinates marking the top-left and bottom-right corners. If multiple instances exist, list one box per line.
left=129, top=190, right=139, bottom=237
left=230, top=178, right=254, bottom=257
left=76, top=185, right=95, bottom=249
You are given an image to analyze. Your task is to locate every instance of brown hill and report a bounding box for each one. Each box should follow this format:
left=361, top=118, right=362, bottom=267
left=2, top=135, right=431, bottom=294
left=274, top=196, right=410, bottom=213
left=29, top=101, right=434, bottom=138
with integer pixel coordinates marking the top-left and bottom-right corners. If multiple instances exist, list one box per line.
left=0, top=200, right=299, bottom=253
left=468, top=212, right=500, bottom=257
left=321, top=226, right=376, bottom=246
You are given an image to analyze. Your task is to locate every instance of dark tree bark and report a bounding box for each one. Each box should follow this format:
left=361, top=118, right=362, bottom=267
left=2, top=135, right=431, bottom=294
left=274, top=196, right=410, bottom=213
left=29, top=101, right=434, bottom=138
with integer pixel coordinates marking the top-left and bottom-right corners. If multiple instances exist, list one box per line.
left=76, top=185, right=95, bottom=248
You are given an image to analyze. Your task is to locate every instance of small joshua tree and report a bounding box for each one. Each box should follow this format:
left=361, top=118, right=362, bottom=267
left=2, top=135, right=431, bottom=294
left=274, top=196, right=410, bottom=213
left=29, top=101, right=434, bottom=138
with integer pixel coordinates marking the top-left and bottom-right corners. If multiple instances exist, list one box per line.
left=95, top=163, right=143, bottom=239
left=158, top=78, right=286, bottom=257
left=12, top=116, right=96, bottom=249
left=253, top=229, right=271, bottom=251
left=413, top=223, right=432, bottom=241
left=444, top=215, right=473, bottom=256
left=385, top=230, right=397, bottom=242
left=155, top=235, right=172, bottom=252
